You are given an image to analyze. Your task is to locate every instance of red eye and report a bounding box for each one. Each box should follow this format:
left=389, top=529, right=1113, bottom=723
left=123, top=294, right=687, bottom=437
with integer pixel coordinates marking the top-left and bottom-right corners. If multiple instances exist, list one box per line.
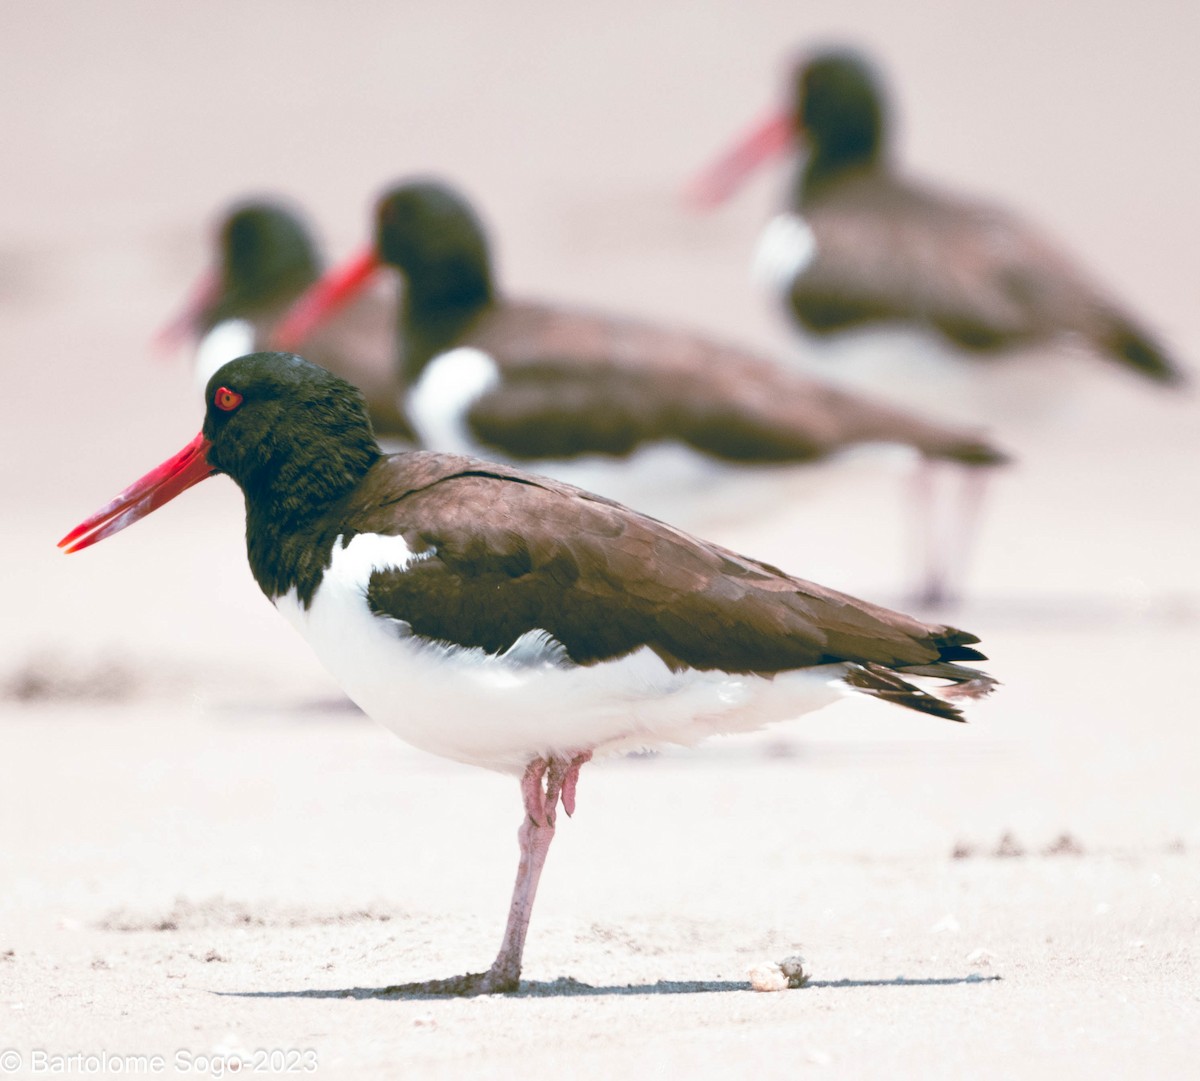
left=214, top=386, right=243, bottom=412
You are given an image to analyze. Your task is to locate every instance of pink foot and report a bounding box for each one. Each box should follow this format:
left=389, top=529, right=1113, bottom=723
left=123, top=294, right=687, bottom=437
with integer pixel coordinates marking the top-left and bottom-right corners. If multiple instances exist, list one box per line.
left=379, top=966, right=520, bottom=997
left=521, top=751, right=593, bottom=826
left=558, top=751, right=592, bottom=817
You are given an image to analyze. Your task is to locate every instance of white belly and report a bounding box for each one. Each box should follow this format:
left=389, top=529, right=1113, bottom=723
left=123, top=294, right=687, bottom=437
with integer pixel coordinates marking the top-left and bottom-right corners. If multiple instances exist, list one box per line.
left=272, top=532, right=847, bottom=775
left=792, top=326, right=1091, bottom=431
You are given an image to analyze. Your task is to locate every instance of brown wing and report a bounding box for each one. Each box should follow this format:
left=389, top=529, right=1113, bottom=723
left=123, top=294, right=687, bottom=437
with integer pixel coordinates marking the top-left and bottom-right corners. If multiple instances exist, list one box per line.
left=460, top=302, right=1004, bottom=465
left=350, top=452, right=987, bottom=677
left=796, top=171, right=1143, bottom=354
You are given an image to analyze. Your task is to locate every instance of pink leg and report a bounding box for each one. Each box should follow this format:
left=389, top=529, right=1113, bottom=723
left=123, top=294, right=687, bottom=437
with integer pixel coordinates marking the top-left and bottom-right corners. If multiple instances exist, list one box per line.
left=909, top=459, right=948, bottom=609
left=381, top=751, right=590, bottom=997
left=910, top=461, right=992, bottom=611
left=945, top=466, right=990, bottom=604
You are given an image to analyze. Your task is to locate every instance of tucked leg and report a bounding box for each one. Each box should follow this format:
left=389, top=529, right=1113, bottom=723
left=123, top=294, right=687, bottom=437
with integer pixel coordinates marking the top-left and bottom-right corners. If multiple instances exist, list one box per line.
left=543, top=750, right=592, bottom=822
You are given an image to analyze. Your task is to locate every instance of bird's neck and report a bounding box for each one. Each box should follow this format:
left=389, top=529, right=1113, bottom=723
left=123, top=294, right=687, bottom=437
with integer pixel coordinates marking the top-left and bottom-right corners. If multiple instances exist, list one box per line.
left=399, top=267, right=494, bottom=382
left=210, top=265, right=321, bottom=329
left=241, top=435, right=383, bottom=605
left=796, top=139, right=885, bottom=203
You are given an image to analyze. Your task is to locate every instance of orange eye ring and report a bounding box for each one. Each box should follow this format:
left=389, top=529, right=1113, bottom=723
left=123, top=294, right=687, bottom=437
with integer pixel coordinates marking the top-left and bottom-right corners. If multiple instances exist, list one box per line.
left=214, top=386, right=243, bottom=412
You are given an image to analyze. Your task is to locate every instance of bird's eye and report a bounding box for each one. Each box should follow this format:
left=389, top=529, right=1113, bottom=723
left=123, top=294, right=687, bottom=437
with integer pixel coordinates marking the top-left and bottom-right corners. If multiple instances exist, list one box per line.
left=214, top=386, right=243, bottom=412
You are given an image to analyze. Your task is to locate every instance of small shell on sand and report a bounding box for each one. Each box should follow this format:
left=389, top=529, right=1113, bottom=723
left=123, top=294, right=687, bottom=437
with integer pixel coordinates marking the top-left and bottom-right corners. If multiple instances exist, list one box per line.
left=748, top=954, right=808, bottom=991
left=748, top=962, right=788, bottom=992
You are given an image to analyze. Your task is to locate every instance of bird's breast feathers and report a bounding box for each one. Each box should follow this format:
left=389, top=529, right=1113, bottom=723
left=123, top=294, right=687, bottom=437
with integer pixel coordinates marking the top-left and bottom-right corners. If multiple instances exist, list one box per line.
left=271, top=530, right=844, bottom=773
left=407, top=346, right=500, bottom=454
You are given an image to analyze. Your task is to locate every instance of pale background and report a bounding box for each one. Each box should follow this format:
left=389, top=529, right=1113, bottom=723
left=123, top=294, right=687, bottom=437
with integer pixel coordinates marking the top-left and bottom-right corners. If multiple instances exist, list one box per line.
left=1, top=1, right=1197, bottom=1078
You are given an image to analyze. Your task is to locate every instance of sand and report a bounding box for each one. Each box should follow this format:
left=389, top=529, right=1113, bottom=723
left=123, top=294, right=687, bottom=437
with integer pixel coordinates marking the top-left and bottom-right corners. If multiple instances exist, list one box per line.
left=1, top=1, right=1198, bottom=1077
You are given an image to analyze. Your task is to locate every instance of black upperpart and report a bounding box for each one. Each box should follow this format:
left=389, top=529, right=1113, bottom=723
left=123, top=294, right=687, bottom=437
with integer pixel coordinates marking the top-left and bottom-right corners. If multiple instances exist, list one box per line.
left=207, top=200, right=323, bottom=327
left=187, top=353, right=993, bottom=714
left=373, top=180, right=496, bottom=378
left=202, top=352, right=383, bottom=599
left=793, top=49, right=888, bottom=197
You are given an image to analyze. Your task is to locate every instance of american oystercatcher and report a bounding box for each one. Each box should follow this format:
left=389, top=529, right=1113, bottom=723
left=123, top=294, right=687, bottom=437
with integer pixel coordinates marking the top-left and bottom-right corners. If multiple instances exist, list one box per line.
left=60, top=351, right=996, bottom=995
left=271, top=178, right=1008, bottom=604
left=686, top=47, right=1185, bottom=388
left=157, top=198, right=412, bottom=439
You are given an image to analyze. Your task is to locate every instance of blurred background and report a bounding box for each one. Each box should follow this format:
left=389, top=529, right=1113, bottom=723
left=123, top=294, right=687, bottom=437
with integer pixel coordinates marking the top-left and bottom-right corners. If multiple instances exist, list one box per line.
left=1, top=0, right=1198, bottom=912
left=0, top=7, right=1197, bottom=1071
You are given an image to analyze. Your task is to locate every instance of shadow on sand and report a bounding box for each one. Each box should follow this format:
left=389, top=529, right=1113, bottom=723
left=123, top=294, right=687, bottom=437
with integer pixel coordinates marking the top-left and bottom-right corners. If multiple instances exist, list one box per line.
left=222, top=973, right=1002, bottom=1000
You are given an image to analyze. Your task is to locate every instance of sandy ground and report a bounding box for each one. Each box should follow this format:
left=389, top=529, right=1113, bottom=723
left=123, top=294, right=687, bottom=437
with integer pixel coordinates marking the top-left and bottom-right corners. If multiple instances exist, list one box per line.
left=2, top=1, right=1199, bottom=1078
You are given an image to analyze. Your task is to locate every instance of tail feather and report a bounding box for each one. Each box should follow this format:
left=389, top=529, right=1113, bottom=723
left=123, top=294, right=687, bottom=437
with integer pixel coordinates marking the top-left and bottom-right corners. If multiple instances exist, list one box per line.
left=901, top=661, right=998, bottom=701
left=934, top=436, right=1011, bottom=468
left=933, top=642, right=987, bottom=663
left=930, top=626, right=987, bottom=663
left=1104, top=318, right=1186, bottom=385
left=844, top=662, right=964, bottom=721
left=843, top=659, right=998, bottom=722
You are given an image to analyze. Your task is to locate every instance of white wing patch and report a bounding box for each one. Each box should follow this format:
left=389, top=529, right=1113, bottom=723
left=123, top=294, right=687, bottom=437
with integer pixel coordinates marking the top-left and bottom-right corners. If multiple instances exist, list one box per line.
left=273, top=531, right=847, bottom=776
left=193, top=319, right=257, bottom=395
left=753, top=213, right=817, bottom=296
left=407, top=347, right=501, bottom=454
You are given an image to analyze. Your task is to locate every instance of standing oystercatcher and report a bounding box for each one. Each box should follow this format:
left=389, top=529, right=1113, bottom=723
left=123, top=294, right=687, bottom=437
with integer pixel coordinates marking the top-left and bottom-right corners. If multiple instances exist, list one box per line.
left=272, top=179, right=1008, bottom=605
left=686, top=47, right=1185, bottom=390
left=60, top=351, right=995, bottom=996
left=157, top=198, right=412, bottom=439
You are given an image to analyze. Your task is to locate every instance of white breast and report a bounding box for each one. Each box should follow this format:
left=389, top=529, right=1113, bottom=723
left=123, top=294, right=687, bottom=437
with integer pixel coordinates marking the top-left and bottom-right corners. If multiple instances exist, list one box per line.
left=272, top=532, right=847, bottom=775
left=753, top=212, right=818, bottom=296
left=406, top=346, right=501, bottom=455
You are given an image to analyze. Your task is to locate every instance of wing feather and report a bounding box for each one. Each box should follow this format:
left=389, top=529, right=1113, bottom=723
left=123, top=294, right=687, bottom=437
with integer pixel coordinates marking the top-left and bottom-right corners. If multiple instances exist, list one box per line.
left=350, top=453, right=986, bottom=680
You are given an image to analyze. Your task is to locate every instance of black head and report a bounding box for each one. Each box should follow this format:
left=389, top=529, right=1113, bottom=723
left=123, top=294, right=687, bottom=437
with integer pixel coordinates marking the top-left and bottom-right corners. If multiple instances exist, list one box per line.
left=374, top=180, right=494, bottom=310
left=203, top=352, right=381, bottom=519
left=794, top=49, right=888, bottom=182
left=210, top=200, right=323, bottom=324
left=60, top=351, right=382, bottom=564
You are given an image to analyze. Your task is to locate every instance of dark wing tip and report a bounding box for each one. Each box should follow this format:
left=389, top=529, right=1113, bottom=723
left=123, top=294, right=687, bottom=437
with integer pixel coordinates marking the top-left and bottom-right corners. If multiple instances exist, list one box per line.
left=1108, top=322, right=1188, bottom=386
left=843, top=662, right=968, bottom=722
left=945, top=438, right=1012, bottom=468
left=937, top=644, right=988, bottom=662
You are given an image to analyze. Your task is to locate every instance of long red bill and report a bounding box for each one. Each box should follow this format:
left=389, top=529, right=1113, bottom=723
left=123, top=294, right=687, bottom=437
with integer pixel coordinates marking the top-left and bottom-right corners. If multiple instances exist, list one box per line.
left=151, top=270, right=220, bottom=359
left=58, top=432, right=216, bottom=554
left=683, top=109, right=795, bottom=210
left=269, top=248, right=380, bottom=351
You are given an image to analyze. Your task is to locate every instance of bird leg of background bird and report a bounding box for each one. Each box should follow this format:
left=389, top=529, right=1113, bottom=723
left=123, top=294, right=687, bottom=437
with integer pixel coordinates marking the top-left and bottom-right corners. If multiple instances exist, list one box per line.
left=944, top=466, right=991, bottom=610
left=909, top=459, right=950, bottom=610
left=909, top=461, right=992, bottom=611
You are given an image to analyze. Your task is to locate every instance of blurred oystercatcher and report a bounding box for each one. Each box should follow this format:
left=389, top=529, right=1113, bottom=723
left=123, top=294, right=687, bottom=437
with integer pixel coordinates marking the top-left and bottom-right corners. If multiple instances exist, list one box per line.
left=272, top=178, right=1008, bottom=605
left=157, top=198, right=412, bottom=439
left=686, top=47, right=1185, bottom=389
left=60, top=351, right=996, bottom=995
